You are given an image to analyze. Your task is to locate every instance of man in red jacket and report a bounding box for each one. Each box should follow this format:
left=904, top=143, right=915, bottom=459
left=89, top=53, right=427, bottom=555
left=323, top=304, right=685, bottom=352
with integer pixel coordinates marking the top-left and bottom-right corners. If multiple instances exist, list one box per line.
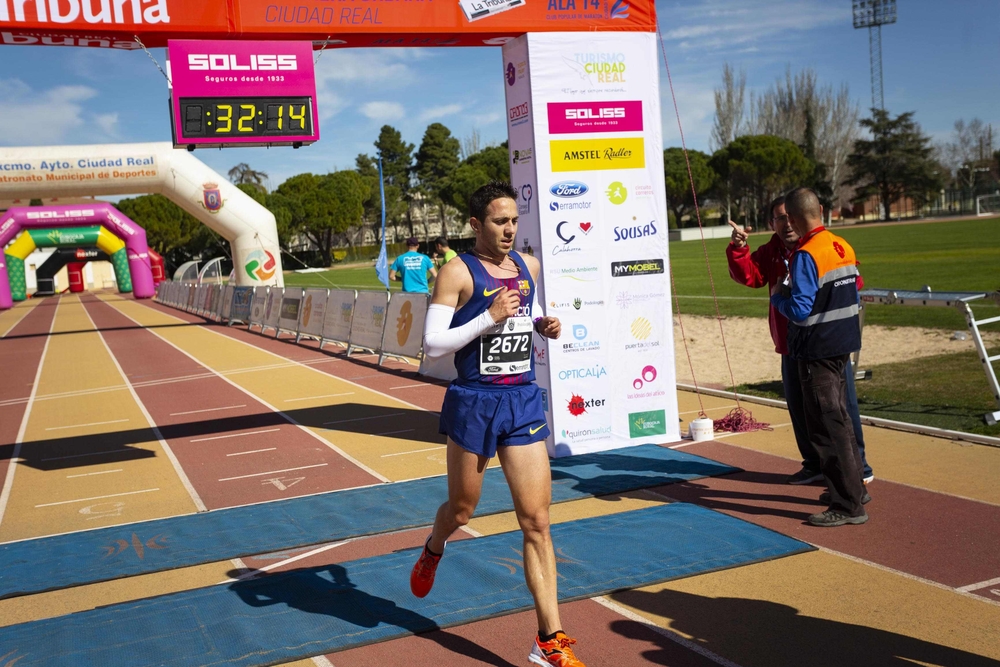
left=726, top=196, right=873, bottom=486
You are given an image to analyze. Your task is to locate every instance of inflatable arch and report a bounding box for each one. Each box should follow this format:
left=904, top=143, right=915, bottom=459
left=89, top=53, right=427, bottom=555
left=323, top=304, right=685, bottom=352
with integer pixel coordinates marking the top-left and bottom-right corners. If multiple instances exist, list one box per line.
left=35, top=245, right=165, bottom=296
left=0, top=203, right=155, bottom=307
left=0, top=142, right=283, bottom=308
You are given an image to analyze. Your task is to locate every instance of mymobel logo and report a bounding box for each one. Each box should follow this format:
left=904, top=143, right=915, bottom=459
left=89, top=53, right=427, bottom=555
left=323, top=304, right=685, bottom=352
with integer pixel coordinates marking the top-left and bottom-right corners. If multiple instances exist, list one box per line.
left=187, top=54, right=298, bottom=71
left=550, top=138, right=645, bottom=172
left=548, top=101, right=643, bottom=134
left=611, top=259, right=664, bottom=277
left=629, top=410, right=667, bottom=438
left=0, top=0, right=171, bottom=24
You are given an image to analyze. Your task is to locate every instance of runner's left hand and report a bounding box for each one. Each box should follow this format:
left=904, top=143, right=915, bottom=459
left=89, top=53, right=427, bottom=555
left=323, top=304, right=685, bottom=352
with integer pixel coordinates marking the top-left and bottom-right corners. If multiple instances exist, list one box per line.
left=535, top=316, right=561, bottom=339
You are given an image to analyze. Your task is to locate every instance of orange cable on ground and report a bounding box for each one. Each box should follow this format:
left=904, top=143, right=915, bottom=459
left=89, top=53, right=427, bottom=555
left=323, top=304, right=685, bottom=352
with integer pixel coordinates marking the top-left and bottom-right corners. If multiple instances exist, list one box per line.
left=656, top=25, right=770, bottom=434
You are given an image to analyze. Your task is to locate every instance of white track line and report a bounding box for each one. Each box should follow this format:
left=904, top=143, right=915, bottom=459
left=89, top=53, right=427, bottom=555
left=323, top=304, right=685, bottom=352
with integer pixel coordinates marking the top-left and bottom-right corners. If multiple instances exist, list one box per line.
left=283, top=392, right=355, bottom=402
left=323, top=413, right=405, bottom=426
left=219, top=463, right=328, bottom=482
left=381, top=446, right=444, bottom=458
left=219, top=540, right=353, bottom=583
left=312, top=656, right=336, bottom=667
left=227, top=448, right=277, bottom=457
left=109, top=303, right=390, bottom=484
left=40, top=448, right=135, bottom=462
left=373, top=429, right=415, bottom=437
left=35, top=488, right=160, bottom=508
left=190, top=428, right=282, bottom=443
left=817, top=546, right=1000, bottom=608
left=44, top=418, right=130, bottom=431
left=0, top=297, right=58, bottom=530
left=389, top=383, right=431, bottom=390
left=591, top=596, right=745, bottom=667
left=66, top=469, right=123, bottom=478
left=0, top=299, right=40, bottom=338
left=80, top=302, right=208, bottom=513
left=169, top=405, right=246, bottom=416
left=957, top=576, right=1000, bottom=593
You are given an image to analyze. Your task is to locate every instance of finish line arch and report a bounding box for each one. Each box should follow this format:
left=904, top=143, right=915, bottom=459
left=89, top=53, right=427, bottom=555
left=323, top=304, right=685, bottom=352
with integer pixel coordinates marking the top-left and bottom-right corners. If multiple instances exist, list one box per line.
left=0, top=142, right=283, bottom=304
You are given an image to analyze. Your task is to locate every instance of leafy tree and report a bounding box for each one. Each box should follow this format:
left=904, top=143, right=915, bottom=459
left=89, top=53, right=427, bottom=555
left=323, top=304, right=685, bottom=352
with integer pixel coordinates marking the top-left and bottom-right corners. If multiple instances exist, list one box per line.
left=465, top=143, right=510, bottom=183
left=441, top=163, right=491, bottom=218
left=710, top=135, right=814, bottom=227
left=116, top=194, right=204, bottom=267
left=846, top=109, right=945, bottom=221
left=415, top=122, right=461, bottom=238
left=227, top=163, right=269, bottom=193
left=662, top=148, right=716, bottom=227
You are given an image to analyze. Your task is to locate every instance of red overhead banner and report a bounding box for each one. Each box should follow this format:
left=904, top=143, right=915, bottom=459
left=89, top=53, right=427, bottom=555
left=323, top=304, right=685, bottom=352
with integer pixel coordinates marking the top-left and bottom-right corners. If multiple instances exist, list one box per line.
left=0, top=0, right=656, bottom=49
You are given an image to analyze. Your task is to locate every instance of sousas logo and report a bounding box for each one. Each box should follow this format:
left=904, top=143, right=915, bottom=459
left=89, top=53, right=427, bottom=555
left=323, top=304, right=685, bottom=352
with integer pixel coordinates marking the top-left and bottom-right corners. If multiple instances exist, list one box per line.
left=188, top=54, right=298, bottom=71
left=0, top=0, right=171, bottom=24
left=613, top=218, right=657, bottom=242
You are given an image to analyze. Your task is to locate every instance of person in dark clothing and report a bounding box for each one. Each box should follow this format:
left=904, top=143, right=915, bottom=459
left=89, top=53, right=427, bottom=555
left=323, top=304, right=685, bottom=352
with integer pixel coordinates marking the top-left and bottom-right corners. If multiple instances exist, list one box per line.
left=727, top=198, right=873, bottom=486
left=771, top=188, right=869, bottom=526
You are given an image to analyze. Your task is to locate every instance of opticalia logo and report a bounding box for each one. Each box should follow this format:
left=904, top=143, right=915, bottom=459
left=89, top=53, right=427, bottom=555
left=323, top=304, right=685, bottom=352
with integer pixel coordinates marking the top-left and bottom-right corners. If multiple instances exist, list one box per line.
left=558, top=364, right=607, bottom=381
left=613, top=218, right=658, bottom=242
left=508, top=102, right=530, bottom=127
left=550, top=181, right=588, bottom=198
left=512, top=147, right=533, bottom=165
left=565, top=52, right=627, bottom=85
left=611, top=259, right=664, bottom=277
left=548, top=101, right=642, bottom=134
left=629, top=409, right=667, bottom=438
left=550, top=138, right=645, bottom=172
left=187, top=54, right=297, bottom=71
left=566, top=393, right=606, bottom=416
left=0, top=0, right=171, bottom=24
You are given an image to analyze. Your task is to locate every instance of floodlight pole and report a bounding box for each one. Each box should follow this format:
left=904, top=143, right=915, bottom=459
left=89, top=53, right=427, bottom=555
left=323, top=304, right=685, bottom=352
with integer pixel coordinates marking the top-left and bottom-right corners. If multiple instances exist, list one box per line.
left=852, top=0, right=897, bottom=111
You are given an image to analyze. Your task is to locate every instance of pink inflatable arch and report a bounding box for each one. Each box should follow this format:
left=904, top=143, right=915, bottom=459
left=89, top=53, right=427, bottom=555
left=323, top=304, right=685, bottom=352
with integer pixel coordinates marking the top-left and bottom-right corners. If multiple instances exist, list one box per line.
left=0, top=203, right=155, bottom=309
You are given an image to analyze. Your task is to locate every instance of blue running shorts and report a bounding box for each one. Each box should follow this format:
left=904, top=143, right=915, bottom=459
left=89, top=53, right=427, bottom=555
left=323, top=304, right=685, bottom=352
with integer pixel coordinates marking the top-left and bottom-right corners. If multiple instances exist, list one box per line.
left=439, top=382, right=551, bottom=458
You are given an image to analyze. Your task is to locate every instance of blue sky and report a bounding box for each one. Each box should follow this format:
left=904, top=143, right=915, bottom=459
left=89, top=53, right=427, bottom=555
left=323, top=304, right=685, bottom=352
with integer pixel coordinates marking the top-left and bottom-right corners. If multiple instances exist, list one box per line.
left=0, top=0, right=997, bottom=188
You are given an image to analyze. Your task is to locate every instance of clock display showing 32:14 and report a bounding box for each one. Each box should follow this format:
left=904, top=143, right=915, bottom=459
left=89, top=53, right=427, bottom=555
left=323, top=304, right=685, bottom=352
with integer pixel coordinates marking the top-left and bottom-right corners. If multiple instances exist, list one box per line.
left=179, top=97, right=313, bottom=138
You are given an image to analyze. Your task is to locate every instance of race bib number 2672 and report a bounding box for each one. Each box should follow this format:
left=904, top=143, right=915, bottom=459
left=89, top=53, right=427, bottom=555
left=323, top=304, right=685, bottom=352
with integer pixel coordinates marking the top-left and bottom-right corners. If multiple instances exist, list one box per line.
left=480, top=316, right=532, bottom=376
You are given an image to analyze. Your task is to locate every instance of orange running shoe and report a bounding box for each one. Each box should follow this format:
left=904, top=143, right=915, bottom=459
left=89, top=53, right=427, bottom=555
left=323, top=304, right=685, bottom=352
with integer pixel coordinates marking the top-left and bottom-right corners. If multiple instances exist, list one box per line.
left=409, top=539, right=442, bottom=598
left=529, top=632, right=587, bottom=666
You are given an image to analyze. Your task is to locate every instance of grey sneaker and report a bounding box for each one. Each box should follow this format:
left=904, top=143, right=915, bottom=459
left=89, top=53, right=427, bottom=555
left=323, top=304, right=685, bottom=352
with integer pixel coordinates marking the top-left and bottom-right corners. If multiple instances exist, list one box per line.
left=786, top=468, right=823, bottom=485
left=808, top=509, right=868, bottom=527
left=820, top=490, right=871, bottom=505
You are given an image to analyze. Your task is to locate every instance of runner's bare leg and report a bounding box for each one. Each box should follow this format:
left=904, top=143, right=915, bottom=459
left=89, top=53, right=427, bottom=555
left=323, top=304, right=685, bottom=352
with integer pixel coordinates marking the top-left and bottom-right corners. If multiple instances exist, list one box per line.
left=427, top=439, right=489, bottom=554
left=497, top=440, right=561, bottom=635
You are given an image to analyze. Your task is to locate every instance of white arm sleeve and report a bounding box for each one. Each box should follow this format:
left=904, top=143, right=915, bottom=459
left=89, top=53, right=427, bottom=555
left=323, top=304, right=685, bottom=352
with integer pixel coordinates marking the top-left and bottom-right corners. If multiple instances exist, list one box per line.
left=422, top=303, right=498, bottom=358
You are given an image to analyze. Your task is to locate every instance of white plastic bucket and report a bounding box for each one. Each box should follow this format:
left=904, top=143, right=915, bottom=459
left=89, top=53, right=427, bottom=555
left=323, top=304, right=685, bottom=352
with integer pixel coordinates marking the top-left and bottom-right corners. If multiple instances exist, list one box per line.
left=688, top=417, right=714, bottom=441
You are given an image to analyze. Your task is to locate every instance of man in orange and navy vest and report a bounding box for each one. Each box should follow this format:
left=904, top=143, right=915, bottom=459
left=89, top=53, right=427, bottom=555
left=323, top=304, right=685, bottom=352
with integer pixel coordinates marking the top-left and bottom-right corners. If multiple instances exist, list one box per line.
left=771, top=187, right=869, bottom=527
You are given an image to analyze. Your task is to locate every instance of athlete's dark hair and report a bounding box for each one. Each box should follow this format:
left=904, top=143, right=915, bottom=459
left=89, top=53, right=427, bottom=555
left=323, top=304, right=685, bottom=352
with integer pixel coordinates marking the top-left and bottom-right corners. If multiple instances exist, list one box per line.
left=784, top=187, right=822, bottom=222
left=768, top=195, right=786, bottom=221
left=469, top=181, right=518, bottom=225
left=433, top=236, right=449, bottom=248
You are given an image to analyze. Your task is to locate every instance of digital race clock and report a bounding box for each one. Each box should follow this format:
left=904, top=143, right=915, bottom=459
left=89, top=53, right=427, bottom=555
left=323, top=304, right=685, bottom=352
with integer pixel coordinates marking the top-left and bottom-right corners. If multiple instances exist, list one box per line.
left=168, top=40, right=320, bottom=149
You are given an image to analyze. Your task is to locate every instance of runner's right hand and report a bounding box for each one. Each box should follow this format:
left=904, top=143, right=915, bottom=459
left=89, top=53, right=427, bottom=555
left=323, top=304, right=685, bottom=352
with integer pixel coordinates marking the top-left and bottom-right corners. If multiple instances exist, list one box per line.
left=488, top=287, right=520, bottom=323
left=728, top=220, right=752, bottom=248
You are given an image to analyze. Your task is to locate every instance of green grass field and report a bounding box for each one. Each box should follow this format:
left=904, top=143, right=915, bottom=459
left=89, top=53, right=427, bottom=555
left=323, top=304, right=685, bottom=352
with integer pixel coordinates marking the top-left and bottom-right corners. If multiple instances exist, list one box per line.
left=284, top=217, right=1000, bottom=330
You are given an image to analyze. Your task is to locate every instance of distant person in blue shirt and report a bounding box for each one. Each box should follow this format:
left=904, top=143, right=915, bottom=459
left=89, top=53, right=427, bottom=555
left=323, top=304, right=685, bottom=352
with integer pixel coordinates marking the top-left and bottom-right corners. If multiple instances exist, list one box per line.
left=390, top=237, right=437, bottom=293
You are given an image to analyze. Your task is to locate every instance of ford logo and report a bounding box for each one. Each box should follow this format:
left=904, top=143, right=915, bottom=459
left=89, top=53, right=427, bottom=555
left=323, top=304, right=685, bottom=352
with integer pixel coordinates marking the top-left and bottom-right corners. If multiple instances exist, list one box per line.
left=550, top=181, right=588, bottom=198
left=485, top=365, right=502, bottom=373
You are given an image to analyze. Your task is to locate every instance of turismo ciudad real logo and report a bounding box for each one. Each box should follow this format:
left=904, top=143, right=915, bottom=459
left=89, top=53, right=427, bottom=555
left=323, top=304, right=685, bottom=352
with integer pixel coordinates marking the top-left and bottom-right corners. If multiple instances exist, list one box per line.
left=563, top=52, right=627, bottom=84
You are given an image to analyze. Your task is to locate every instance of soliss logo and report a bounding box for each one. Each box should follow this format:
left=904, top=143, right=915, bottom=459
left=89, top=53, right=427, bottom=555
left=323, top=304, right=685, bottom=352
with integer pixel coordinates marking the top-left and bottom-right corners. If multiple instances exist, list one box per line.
left=187, top=54, right=298, bottom=71
left=565, top=107, right=626, bottom=119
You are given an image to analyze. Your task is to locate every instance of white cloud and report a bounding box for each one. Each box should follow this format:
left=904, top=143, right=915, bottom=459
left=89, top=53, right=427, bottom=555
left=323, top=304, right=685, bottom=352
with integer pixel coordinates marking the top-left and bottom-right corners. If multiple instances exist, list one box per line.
left=94, top=112, right=121, bottom=139
left=360, top=101, right=406, bottom=121
left=469, top=111, right=504, bottom=127
left=0, top=80, right=98, bottom=145
left=419, top=103, right=464, bottom=122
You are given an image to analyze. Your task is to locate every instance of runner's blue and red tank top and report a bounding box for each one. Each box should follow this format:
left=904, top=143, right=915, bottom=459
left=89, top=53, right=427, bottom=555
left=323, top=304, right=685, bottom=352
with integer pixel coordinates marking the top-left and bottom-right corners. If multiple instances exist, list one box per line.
left=453, top=251, right=536, bottom=387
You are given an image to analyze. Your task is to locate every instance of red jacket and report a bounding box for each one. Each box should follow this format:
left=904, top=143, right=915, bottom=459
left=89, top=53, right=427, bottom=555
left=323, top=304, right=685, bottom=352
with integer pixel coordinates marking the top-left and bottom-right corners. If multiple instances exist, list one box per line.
left=726, top=233, right=863, bottom=356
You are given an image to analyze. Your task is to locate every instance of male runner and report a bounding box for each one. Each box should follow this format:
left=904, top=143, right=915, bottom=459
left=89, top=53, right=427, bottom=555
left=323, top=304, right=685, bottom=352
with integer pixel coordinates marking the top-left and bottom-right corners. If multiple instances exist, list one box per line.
left=412, top=181, right=586, bottom=667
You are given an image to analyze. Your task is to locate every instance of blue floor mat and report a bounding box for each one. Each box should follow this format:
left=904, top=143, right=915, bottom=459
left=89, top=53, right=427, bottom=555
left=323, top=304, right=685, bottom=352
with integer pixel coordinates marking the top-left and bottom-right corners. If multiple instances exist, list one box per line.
left=0, top=444, right=738, bottom=599
left=0, top=503, right=812, bottom=667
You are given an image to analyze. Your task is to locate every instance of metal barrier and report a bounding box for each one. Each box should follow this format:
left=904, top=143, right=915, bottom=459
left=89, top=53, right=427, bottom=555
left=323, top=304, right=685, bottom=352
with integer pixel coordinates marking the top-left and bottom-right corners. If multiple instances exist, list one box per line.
left=276, top=287, right=303, bottom=338
left=261, top=287, right=283, bottom=335
left=319, top=289, right=357, bottom=350
left=249, top=286, right=268, bottom=331
left=296, top=288, right=329, bottom=343
left=379, top=292, right=429, bottom=365
left=229, top=286, right=254, bottom=326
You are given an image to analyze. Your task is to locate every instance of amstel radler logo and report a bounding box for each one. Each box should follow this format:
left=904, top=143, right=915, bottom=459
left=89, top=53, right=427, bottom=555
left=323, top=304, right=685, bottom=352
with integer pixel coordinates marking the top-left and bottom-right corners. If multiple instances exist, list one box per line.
left=550, top=138, right=645, bottom=172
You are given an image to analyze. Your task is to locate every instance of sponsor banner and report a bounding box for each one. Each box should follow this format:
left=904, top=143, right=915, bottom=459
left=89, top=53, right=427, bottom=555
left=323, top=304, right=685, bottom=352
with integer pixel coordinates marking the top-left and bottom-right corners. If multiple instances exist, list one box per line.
left=185, top=284, right=197, bottom=311
left=349, top=290, right=388, bottom=352
left=221, top=285, right=235, bottom=321
left=231, top=286, right=254, bottom=322
left=277, top=286, right=303, bottom=332
left=382, top=292, right=429, bottom=360
left=322, top=289, right=357, bottom=344
left=520, top=32, right=678, bottom=454
left=298, top=288, right=329, bottom=338
left=550, top=137, right=645, bottom=172
left=249, top=286, right=268, bottom=325
left=547, top=101, right=643, bottom=134
left=262, top=287, right=283, bottom=332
